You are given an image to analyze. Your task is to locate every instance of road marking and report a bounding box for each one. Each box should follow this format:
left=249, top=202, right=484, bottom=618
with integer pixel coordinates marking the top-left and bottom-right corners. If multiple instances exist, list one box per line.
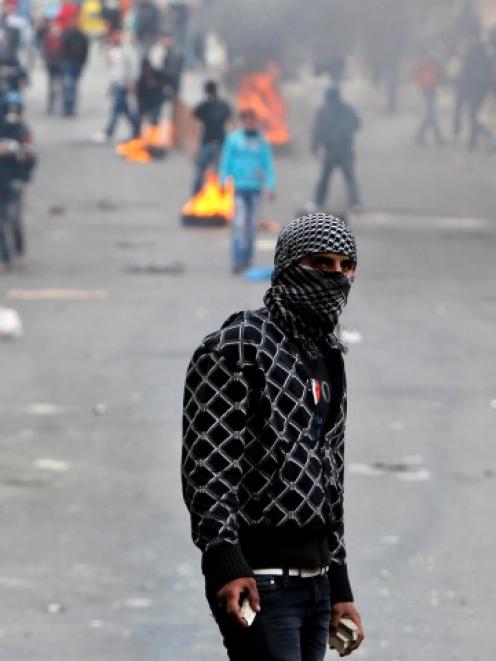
left=27, top=403, right=64, bottom=416
left=7, top=289, right=108, bottom=301
left=34, top=458, right=70, bottom=472
left=357, top=212, right=491, bottom=231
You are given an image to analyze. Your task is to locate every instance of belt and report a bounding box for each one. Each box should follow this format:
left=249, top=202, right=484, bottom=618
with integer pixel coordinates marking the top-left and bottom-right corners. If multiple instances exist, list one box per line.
left=253, top=566, right=329, bottom=578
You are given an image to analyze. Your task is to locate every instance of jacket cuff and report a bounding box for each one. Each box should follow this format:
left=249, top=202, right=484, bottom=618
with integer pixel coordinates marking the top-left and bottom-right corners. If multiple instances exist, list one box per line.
left=328, top=562, right=354, bottom=605
left=202, top=543, right=254, bottom=594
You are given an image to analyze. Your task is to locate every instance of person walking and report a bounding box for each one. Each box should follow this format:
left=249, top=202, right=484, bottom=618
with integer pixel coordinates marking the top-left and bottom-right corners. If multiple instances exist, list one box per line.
left=136, top=57, right=163, bottom=127
left=182, top=212, right=365, bottom=661
left=93, top=30, right=139, bottom=142
left=60, top=14, right=89, bottom=116
left=0, top=91, right=36, bottom=269
left=453, top=33, right=493, bottom=149
left=41, top=19, right=63, bottom=114
left=219, top=109, right=275, bottom=274
left=414, top=54, right=444, bottom=145
left=312, top=85, right=361, bottom=211
left=192, top=79, right=232, bottom=193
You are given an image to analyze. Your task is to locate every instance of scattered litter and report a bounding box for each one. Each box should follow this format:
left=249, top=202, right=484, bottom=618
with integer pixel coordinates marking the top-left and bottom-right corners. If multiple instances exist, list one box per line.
left=46, top=603, right=65, bottom=615
left=7, top=289, right=108, bottom=301
left=34, top=459, right=69, bottom=472
left=0, top=307, right=23, bottom=340
left=381, top=535, right=400, bottom=545
left=396, top=468, right=431, bottom=482
left=27, top=403, right=63, bottom=416
left=349, top=463, right=384, bottom=477
left=490, top=399, right=496, bottom=410
left=48, top=205, right=66, bottom=216
left=96, top=199, right=119, bottom=211
left=350, top=457, right=431, bottom=481
left=244, top=266, right=273, bottom=282
left=123, top=598, right=152, bottom=609
left=124, top=262, right=185, bottom=275
left=92, top=403, right=107, bottom=416
left=341, top=330, right=363, bottom=345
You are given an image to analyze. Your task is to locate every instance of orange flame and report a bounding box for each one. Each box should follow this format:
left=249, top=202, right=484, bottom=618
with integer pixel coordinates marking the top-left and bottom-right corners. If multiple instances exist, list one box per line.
left=116, top=121, right=172, bottom=163
left=182, top=171, right=235, bottom=221
left=237, top=66, right=290, bottom=147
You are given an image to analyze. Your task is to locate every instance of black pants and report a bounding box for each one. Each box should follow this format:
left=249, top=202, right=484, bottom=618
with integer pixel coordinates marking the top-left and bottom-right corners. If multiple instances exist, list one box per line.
left=314, top=151, right=360, bottom=209
left=0, top=186, right=24, bottom=265
left=206, top=574, right=331, bottom=661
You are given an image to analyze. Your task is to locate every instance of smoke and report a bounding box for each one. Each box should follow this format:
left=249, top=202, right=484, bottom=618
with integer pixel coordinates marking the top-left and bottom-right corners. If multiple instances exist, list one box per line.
left=205, top=0, right=480, bottom=74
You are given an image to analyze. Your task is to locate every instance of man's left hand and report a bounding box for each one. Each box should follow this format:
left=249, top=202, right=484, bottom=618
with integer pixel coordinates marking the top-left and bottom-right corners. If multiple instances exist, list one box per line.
left=330, top=601, right=364, bottom=656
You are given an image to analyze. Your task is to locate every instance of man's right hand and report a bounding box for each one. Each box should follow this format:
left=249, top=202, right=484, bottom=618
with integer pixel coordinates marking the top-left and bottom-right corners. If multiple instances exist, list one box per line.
left=216, top=577, right=260, bottom=627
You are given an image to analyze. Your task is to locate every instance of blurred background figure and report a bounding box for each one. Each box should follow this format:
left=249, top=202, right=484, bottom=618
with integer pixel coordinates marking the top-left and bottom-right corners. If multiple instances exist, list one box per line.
left=40, top=19, right=63, bottom=114
left=133, top=0, right=161, bottom=59
left=151, top=31, right=184, bottom=126
left=0, top=90, right=35, bottom=270
left=93, top=30, right=139, bottom=143
left=55, top=0, right=79, bottom=31
left=453, top=31, right=493, bottom=149
left=414, top=50, right=445, bottom=146
left=219, top=108, right=276, bottom=274
left=136, top=56, right=162, bottom=127
left=60, top=13, right=89, bottom=116
left=311, top=85, right=361, bottom=212
left=191, top=79, right=231, bottom=193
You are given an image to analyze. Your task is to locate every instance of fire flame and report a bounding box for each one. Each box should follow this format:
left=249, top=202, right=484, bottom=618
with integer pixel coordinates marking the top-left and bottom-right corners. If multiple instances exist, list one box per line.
left=237, top=66, right=290, bottom=147
left=182, top=170, right=234, bottom=221
left=116, top=121, right=172, bottom=163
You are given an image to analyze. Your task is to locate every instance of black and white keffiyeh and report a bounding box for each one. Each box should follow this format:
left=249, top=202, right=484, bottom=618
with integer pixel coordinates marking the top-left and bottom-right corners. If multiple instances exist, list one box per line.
left=264, top=213, right=357, bottom=341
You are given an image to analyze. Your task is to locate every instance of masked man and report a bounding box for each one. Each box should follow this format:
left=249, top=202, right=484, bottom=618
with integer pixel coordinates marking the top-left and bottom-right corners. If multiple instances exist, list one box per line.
left=182, top=213, right=364, bottom=660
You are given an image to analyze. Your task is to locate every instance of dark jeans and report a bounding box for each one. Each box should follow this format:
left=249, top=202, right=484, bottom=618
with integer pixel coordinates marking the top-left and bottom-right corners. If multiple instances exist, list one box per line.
left=207, top=574, right=331, bottom=661
left=47, top=67, right=62, bottom=114
left=105, top=86, right=140, bottom=138
left=314, top=151, right=360, bottom=209
left=232, top=190, right=261, bottom=269
left=0, top=186, right=24, bottom=265
left=62, top=63, right=82, bottom=116
left=193, top=142, right=220, bottom=193
left=416, top=89, right=443, bottom=144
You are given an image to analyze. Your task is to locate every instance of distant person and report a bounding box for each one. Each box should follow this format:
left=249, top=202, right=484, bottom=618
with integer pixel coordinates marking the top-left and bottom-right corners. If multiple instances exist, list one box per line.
left=219, top=109, right=276, bottom=274
left=0, top=91, right=36, bottom=269
left=0, top=0, right=26, bottom=62
left=41, top=19, right=63, bottom=114
left=453, top=34, right=493, bottom=149
left=93, top=30, right=139, bottom=143
left=414, top=54, right=444, bottom=145
left=312, top=85, right=361, bottom=211
left=192, top=80, right=232, bottom=193
left=134, top=0, right=161, bottom=58
left=55, top=0, right=79, bottom=31
left=136, top=57, right=163, bottom=127
left=60, top=14, right=89, bottom=116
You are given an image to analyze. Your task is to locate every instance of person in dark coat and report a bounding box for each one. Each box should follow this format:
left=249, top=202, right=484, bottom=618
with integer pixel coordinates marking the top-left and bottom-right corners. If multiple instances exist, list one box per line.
left=192, top=79, right=232, bottom=193
left=453, top=34, right=493, bottom=149
left=60, top=14, right=89, bottom=116
left=136, top=57, right=163, bottom=127
left=312, top=86, right=361, bottom=210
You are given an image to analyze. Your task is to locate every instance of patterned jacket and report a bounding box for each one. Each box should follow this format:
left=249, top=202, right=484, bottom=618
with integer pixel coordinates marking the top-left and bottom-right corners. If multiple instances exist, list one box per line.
left=182, top=307, right=350, bottom=593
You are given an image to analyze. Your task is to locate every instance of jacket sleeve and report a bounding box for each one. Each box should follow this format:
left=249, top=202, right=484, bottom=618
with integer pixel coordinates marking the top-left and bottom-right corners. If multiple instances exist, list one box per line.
left=218, top=135, right=233, bottom=185
left=182, top=344, right=254, bottom=593
left=261, top=141, right=276, bottom=190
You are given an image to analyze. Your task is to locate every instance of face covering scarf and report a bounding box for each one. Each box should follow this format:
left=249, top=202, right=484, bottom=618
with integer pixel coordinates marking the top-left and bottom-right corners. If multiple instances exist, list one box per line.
left=264, top=265, right=352, bottom=343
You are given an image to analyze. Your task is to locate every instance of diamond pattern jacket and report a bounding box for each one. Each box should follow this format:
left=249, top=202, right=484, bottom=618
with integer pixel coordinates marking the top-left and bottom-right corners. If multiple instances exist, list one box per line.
left=182, top=307, right=350, bottom=593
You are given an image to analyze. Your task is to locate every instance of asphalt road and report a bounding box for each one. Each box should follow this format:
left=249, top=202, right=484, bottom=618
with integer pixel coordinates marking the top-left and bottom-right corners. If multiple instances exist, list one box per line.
left=1, top=50, right=495, bottom=661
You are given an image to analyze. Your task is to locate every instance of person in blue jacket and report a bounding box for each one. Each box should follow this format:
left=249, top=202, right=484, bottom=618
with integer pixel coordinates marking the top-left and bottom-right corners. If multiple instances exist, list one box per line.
left=219, top=109, right=276, bottom=274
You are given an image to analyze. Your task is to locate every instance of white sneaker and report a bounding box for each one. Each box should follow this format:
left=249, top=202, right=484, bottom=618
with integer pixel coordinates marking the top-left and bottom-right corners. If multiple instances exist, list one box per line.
left=92, top=132, right=109, bottom=144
